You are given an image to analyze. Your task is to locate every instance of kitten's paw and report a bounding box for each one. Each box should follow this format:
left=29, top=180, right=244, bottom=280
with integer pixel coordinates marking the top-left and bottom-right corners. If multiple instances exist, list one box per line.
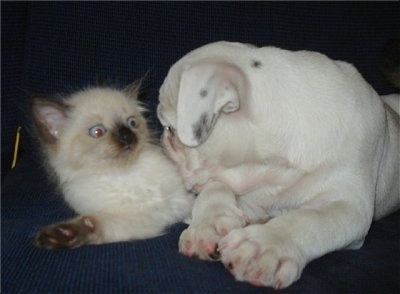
left=35, top=216, right=96, bottom=249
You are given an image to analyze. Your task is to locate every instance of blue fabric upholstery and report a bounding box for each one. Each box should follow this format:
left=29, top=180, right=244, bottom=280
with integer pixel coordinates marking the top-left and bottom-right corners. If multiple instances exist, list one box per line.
left=2, top=2, right=399, bottom=293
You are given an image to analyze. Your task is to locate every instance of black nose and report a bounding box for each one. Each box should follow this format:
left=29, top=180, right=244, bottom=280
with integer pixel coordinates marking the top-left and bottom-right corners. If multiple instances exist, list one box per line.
left=118, top=126, right=135, bottom=146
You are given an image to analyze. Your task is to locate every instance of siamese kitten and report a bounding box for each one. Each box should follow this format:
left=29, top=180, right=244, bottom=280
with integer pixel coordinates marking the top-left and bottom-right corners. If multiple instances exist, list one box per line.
left=31, top=81, right=194, bottom=249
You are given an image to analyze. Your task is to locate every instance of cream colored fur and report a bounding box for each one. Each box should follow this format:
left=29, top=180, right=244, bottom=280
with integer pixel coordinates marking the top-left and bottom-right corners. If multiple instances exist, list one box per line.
left=33, top=85, right=194, bottom=248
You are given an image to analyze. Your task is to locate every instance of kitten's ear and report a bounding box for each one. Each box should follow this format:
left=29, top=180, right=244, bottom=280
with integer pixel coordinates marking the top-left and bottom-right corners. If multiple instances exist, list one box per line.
left=123, top=70, right=151, bottom=101
left=31, top=97, right=69, bottom=144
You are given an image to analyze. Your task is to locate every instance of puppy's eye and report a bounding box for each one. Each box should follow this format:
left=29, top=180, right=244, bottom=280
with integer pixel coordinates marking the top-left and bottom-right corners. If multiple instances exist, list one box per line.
left=88, top=124, right=107, bottom=138
left=127, top=116, right=137, bottom=128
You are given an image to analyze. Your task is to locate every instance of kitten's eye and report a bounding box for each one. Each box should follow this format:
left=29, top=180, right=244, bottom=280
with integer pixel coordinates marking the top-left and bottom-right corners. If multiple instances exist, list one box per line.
left=88, top=124, right=107, bottom=138
left=127, top=116, right=137, bottom=128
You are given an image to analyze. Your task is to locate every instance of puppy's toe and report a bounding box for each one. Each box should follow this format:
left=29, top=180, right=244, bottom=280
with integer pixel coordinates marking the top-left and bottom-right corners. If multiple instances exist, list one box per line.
left=179, top=225, right=221, bottom=260
left=219, top=226, right=302, bottom=289
left=214, top=215, right=244, bottom=236
left=273, top=257, right=301, bottom=289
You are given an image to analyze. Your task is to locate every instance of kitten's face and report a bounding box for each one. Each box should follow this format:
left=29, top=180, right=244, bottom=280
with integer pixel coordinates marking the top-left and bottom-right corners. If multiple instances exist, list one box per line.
left=32, top=86, right=149, bottom=170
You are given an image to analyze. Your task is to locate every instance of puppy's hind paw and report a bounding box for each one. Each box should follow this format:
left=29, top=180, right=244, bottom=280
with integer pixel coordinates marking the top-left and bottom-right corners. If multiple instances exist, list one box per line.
left=35, top=216, right=97, bottom=250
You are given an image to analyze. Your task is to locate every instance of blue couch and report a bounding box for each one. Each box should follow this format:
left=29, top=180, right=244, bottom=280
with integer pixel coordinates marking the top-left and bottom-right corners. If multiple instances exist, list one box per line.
left=2, top=2, right=399, bottom=293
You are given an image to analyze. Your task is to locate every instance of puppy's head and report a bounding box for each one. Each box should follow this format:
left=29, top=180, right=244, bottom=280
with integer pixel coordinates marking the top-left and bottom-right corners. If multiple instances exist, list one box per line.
left=158, top=59, right=247, bottom=147
left=31, top=81, right=150, bottom=170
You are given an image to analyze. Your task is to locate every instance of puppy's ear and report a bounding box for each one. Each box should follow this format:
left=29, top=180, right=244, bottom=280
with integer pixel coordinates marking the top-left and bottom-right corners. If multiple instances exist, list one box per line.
left=31, top=97, right=69, bottom=144
left=176, top=60, right=246, bottom=147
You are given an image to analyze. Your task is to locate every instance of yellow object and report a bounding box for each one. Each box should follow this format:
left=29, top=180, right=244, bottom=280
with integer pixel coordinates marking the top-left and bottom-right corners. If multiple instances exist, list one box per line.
left=11, top=126, right=22, bottom=168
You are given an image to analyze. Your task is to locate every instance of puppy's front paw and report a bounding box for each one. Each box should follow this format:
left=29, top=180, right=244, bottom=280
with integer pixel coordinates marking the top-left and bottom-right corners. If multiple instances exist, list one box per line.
left=179, top=210, right=246, bottom=260
left=219, top=225, right=304, bottom=289
left=35, top=216, right=96, bottom=249
left=179, top=225, right=221, bottom=260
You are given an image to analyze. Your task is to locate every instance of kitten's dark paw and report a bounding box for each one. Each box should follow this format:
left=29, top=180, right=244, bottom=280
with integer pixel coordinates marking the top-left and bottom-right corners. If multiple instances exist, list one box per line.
left=35, top=216, right=96, bottom=249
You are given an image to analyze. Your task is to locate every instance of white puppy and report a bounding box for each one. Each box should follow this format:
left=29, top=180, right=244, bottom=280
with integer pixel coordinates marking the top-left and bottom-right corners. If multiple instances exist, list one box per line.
left=157, top=41, right=400, bottom=289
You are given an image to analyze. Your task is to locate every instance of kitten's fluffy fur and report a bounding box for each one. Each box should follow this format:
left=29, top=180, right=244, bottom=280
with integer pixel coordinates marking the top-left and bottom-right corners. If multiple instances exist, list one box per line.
left=31, top=82, right=194, bottom=249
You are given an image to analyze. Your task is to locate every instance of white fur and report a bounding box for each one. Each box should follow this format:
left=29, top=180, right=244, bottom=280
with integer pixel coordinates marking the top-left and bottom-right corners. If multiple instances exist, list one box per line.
left=157, top=41, right=400, bottom=288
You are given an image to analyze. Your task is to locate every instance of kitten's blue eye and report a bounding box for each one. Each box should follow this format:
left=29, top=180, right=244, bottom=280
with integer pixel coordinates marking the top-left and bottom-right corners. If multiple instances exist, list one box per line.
left=127, top=116, right=137, bottom=128
left=88, top=124, right=107, bottom=138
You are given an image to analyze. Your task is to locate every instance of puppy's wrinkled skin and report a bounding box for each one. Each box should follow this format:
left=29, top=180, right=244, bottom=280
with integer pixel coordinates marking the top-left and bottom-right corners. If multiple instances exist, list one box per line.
left=157, top=41, right=399, bottom=289
left=32, top=82, right=194, bottom=249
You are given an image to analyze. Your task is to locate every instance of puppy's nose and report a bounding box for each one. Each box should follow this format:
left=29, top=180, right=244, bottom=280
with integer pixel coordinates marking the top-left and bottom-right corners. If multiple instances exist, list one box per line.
left=118, top=126, right=135, bottom=146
